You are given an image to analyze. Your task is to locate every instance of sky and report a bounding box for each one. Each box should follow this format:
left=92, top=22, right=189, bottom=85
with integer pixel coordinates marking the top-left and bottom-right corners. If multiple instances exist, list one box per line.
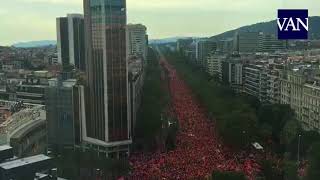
left=0, top=0, right=319, bottom=45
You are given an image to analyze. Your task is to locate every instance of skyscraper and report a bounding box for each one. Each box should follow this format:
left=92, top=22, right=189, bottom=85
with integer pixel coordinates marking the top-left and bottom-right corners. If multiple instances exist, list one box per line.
left=57, top=14, right=85, bottom=71
left=127, top=24, right=148, bottom=60
left=196, top=40, right=217, bottom=68
left=45, top=77, right=83, bottom=153
left=83, top=0, right=130, bottom=153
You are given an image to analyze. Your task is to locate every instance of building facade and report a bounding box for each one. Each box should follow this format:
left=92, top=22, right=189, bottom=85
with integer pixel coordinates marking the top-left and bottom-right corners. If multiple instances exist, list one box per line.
left=128, top=56, right=144, bottom=135
left=234, top=32, right=260, bottom=53
left=83, top=0, right=131, bottom=156
left=127, top=24, right=148, bottom=61
left=57, top=14, right=85, bottom=71
left=258, top=33, right=286, bottom=52
left=196, top=40, right=217, bottom=68
left=220, top=55, right=244, bottom=92
left=206, top=53, right=224, bottom=77
left=266, top=67, right=281, bottom=104
left=244, top=64, right=268, bottom=102
left=45, top=78, right=83, bottom=152
left=280, top=69, right=320, bottom=132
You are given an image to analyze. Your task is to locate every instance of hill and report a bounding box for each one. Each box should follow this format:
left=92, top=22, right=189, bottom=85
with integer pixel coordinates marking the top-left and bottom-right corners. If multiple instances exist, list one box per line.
left=150, top=37, right=196, bottom=44
left=12, top=40, right=56, bottom=48
left=210, top=16, right=320, bottom=40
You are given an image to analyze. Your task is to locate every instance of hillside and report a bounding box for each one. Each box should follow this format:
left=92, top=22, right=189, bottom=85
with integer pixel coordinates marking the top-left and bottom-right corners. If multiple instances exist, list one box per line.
left=12, top=40, right=56, bottom=48
left=210, top=16, right=320, bottom=40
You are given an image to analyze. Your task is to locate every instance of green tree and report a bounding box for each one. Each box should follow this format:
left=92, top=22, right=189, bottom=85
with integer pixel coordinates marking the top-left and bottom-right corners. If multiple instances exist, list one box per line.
left=134, top=47, right=170, bottom=151
left=259, top=159, right=283, bottom=180
left=283, top=160, right=299, bottom=180
left=219, top=107, right=258, bottom=148
left=281, top=120, right=300, bottom=146
left=212, top=171, right=247, bottom=180
left=305, top=142, right=320, bottom=180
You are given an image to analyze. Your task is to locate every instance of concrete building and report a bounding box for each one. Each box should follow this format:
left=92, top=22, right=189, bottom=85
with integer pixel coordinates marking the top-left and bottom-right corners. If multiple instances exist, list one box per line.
left=0, top=101, right=46, bottom=157
left=185, top=41, right=197, bottom=62
left=127, top=24, right=148, bottom=61
left=0, top=151, right=60, bottom=180
left=244, top=63, right=268, bottom=102
left=83, top=0, right=131, bottom=157
left=206, top=53, right=224, bottom=77
left=280, top=68, right=320, bottom=132
left=234, top=32, right=260, bottom=53
left=128, top=56, right=144, bottom=135
left=57, top=14, right=85, bottom=71
left=258, top=33, right=286, bottom=52
left=196, top=40, right=217, bottom=67
left=177, top=38, right=193, bottom=53
left=15, top=72, right=53, bottom=105
left=216, top=38, right=234, bottom=54
left=267, top=67, right=281, bottom=104
left=45, top=77, right=84, bottom=152
left=302, top=82, right=320, bottom=132
left=220, top=54, right=244, bottom=92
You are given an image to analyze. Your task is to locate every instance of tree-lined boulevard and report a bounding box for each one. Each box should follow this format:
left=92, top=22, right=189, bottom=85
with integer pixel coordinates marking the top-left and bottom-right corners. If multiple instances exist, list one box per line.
left=130, top=47, right=320, bottom=180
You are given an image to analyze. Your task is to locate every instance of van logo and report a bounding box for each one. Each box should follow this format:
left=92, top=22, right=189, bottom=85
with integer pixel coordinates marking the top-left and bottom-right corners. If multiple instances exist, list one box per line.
left=277, top=9, right=308, bottom=40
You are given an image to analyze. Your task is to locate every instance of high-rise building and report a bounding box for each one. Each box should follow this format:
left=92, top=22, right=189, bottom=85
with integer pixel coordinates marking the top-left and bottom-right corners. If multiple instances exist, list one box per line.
left=196, top=40, right=217, bottom=67
left=57, top=14, right=85, bottom=71
left=83, top=0, right=131, bottom=155
left=128, top=56, right=144, bottom=135
left=258, top=33, right=286, bottom=52
left=234, top=32, right=260, bottom=53
left=127, top=24, right=148, bottom=60
left=177, top=38, right=193, bottom=52
left=45, top=77, right=84, bottom=152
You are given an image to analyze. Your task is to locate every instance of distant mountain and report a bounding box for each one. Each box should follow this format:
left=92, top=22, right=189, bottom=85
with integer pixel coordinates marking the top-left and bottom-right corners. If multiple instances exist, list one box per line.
left=12, top=40, right=57, bottom=48
left=150, top=37, right=197, bottom=44
left=210, top=16, right=320, bottom=40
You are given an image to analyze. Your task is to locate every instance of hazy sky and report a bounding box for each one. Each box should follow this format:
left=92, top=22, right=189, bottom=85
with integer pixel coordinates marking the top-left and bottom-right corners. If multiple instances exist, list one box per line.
left=0, top=0, right=319, bottom=45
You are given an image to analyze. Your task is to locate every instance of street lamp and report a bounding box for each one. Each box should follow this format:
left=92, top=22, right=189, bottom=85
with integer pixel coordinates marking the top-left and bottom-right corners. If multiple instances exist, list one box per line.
left=242, top=131, right=247, bottom=146
left=297, top=134, right=302, bottom=164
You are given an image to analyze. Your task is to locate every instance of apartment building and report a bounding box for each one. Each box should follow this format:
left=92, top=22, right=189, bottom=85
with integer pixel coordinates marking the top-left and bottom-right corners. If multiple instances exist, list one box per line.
left=221, top=54, right=244, bottom=92
left=196, top=40, right=217, bottom=68
left=280, top=68, right=320, bottom=132
left=206, top=53, right=224, bottom=77
left=302, top=82, right=320, bottom=131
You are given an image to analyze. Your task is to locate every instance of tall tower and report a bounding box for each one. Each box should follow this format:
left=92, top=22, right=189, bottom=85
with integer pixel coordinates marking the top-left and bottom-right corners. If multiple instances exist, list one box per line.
left=83, top=0, right=130, bottom=149
left=56, top=14, right=85, bottom=71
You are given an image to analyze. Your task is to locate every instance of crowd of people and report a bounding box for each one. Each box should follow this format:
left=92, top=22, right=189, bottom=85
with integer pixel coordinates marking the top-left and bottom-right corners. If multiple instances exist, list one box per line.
left=129, top=58, right=261, bottom=179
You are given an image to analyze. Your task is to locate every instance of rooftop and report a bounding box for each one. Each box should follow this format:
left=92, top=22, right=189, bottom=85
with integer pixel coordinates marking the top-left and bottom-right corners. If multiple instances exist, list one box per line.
left=0, top=154, right=51, bottom=170
left=0, top=145, right=12, bottom=152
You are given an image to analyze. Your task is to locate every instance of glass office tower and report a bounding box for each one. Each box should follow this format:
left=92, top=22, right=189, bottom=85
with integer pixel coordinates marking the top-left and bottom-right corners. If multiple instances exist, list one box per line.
left=84, top=0, right=130, bottom=144
left=57, top=14, right=85, bottom=71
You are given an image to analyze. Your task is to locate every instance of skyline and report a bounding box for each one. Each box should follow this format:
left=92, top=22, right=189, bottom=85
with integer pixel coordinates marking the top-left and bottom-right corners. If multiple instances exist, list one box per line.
left=1, top=0, right=320, bottom=45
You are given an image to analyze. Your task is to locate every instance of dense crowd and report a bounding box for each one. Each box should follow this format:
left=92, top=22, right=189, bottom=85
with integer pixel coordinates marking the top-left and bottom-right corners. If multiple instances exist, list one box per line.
left=129, top=58, right=261, bottom=179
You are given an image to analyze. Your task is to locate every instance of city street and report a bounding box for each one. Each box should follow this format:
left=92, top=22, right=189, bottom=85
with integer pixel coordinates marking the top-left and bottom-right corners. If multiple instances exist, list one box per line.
left=129, top=52, right=261, bottom=180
